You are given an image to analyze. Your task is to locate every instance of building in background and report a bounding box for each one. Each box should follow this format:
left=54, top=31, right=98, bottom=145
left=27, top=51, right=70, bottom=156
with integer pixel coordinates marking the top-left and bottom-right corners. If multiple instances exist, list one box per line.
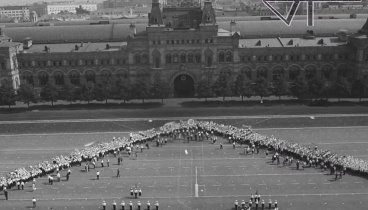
left=0, top=6, right=30, bottom=22
left=0, top=0, right=367, bottom=98
left=30, top=1, right=97, bottom=16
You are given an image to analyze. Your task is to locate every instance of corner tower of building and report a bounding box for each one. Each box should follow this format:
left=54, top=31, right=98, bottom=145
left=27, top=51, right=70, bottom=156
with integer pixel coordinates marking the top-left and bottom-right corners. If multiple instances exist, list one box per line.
left=148, top=0, right=163, bottom=25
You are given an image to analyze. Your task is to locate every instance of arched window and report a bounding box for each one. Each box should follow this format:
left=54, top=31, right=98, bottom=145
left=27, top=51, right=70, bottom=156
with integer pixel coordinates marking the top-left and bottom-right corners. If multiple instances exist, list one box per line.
left=188, top=53, right=194, bottom=63
left=100, top=70, right=112, bottom=82
left=134, top=54, right=141, bottom=64
left=85, top=71, right=95, bottom=83
left=54, top=71, right=64, bottom=85
left=166, top=54, right=172, bottom=64
left=225, top=51, right=233, bottom=62
left=256, top=67, right=268, bottom=79
left=289, top=66, right=300, bottom=80
left=22, top=71, right=34, bottom=85
left=272, top=67, right=284, bottom=80
left=206, top=55, right=212, bottom=67
left=38, top=71, right=49, bottom=86
left=195, top=53, right=201, bottom=63
left=69, top=71, right=80, bottom=85
left=322, top=65, right=333, bottom=80
left=117, top=71, right=128, bottom=79
left=241, top=68, right=252, bottom=80
left=305, top=66, right=317, bottom=80
left=141, top=54, right=148, bottom=64
left=218, top=51, right=225, bottom=63
left=173, top=54, right=179, bottom=63
left=180, top=53, right=186, bottom=63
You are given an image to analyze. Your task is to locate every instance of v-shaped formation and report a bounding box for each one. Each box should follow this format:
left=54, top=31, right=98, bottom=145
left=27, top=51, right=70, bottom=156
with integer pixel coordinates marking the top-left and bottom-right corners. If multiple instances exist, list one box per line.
left=262, top=0, right=362, bottom=26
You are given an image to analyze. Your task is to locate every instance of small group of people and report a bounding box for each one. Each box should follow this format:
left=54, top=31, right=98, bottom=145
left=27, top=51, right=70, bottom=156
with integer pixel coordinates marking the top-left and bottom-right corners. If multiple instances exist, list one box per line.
left=234, top=193, right=278, bottom=210
left=102, top=200, right=159, bottom=210
left=130, top=187, right=142, bottom=199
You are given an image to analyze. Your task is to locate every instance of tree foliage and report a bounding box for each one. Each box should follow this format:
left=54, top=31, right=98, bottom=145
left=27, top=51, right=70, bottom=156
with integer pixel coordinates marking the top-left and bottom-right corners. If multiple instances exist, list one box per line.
left=196, top=78, right=214, bottom=102
left=290, top=76, right=309, bottom=100
left=40, top=82, right=58, bottom=106
left=17, top=83, right=36, bottom=108
left=213, top=72, right=233, bottom=101
left=151, top=76, right=171, bottom=104
left=0, top=81, right=16, bottom=109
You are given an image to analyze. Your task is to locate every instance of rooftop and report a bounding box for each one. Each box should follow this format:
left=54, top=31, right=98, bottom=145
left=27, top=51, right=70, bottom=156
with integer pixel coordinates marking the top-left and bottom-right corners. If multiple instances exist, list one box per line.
left=239, top=37, right=347, bottom=48
left=22, top=42, right=126, bottom=54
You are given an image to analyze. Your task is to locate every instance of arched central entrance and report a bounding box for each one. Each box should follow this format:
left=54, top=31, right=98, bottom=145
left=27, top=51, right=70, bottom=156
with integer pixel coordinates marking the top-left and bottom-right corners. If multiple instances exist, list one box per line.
left=174, top=74, right=195, bottom=98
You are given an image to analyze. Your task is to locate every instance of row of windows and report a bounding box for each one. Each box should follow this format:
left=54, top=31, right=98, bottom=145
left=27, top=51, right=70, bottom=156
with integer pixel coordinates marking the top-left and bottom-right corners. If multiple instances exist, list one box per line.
left=151, top=39, right=214, bottom=46
left=165, top=53, right=201, bottom=64
left=237, top=67, right=348, bottom=81
left=20, top=59, right=126, bottom=68
left=22, top=71, right=131, bottom=86
left=240, top=53, right=350, bottom=63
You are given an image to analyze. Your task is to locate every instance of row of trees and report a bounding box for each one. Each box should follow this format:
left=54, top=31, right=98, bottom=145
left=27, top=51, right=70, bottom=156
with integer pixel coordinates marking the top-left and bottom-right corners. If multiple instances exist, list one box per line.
left=0, top=77, right=171, bottom=108
left=197, top=73, right=368, bottom=102
left=1, top=74, right=368, bottom=109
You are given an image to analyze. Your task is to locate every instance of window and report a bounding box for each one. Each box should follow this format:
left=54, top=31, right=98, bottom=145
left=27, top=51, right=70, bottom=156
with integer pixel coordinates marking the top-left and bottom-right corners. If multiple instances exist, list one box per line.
left=100, top=71, right=112, bottom=82
left=22, top=72, right=33, bottom=85
left=54, top=71, right=64, bottom=85
left=289, top=67, right=300, bottom=80
left=188, top=53, right=194, bottom=63
left=225, top=51, right=233, bottom=62
left=257, top=68, right=267, bottom=79
left=206, top=55, right=212, bottom=67
left=166, top=54, right=172, bottom=64
left=154, top=57, right=160, bottom=68
left=272, top=68, right=284, bottom=81
left=195, top=54, right=201, bottom=63
left=85, top=71, right=95, bottom=83
left=69, top=71, right=80, bottom=85
left=173, top=54, right=179, bottom=63
left=134, top=54, right=141, bottom=64
left=38, top=72, right=49, bottom=86
left=218, top=51, right=225, bottom=63
left=166, top=40, right=170, bottom=44
left=180, top=53, right=186, bottom=63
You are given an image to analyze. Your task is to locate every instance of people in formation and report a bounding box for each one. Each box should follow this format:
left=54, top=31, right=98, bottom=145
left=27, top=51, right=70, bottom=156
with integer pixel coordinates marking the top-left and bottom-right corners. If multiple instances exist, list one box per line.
left=1, top=119, right=367, bottom=208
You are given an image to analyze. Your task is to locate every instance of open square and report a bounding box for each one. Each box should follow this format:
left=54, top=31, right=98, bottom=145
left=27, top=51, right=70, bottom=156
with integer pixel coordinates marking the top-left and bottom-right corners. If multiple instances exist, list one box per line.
left=0, top=118, right=368, bottom=210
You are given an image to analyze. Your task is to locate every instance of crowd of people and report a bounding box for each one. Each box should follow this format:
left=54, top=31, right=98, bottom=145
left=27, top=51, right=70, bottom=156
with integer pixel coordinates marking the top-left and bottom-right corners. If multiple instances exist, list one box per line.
left=1, top=120, right=368, bottom=194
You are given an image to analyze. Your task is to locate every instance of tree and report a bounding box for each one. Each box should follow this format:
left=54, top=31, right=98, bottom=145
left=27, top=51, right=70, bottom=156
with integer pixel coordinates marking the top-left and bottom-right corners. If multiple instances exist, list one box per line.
left=76, top=6, right=90, bottom=15
left=308, top=77, right=325, bottom=100
left=18, top=83, right=36, bottom=109
left=352, top=78, right=368, bottom=102
left=0, top=81, right=16, bottom=109
left=151, top=77, right=170, bottom=104
left=272, top=77, right=289, bottom=100
left=290, top=76, right=309, bottom=100
left=80, top=82, right=95, bottom=104
left=113, top=78, right=131, bottom=103
left=254, top=77, right=270, bottom=102
left=131, top=79, right=150, bottom=103
left=234, top=74, right=253, bottom=102
left=196, top=78, right=214, bottom=102
left=60, top=83, right=79, bottom=105
left=332, top=76, right=351, bottom=101
left=40, top=83, right=58, bottom=106
left=213, top=72, right=233, bottom=101
left=94, top=82, right=112, bottom=104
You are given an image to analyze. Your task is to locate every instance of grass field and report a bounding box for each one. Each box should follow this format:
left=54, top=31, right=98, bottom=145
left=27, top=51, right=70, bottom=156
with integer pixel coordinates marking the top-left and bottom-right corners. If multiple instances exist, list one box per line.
left=0, top=118, right=368, bottom=210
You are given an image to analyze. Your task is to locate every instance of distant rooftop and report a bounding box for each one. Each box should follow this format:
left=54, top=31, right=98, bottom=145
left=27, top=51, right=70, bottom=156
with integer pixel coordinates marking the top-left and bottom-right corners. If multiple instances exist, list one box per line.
left=239, top=37, right=347, bottom=48
left=22, top=42, right=126, bottom=53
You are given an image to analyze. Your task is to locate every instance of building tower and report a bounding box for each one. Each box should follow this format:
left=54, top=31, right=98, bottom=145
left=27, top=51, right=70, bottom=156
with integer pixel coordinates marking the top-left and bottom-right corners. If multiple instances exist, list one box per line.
left=148, top=0, right=163, bottom=25
left=30, top=11, right=38, bottom=22
left=201, top=0, right=216, bottom=25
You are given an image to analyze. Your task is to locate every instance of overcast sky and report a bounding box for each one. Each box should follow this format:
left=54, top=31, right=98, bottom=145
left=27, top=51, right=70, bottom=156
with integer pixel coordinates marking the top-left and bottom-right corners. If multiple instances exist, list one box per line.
left=0, top=0, right=103, bottom=6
